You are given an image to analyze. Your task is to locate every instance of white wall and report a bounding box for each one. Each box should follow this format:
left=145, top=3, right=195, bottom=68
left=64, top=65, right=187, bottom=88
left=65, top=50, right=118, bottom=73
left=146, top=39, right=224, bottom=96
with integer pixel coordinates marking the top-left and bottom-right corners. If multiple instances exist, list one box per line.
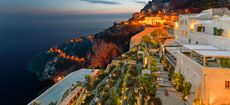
left=203, top=67, right=230, bottom=105
left=175, top=52, right=203, bottom=104
left=187, top=32, right=230, bottom=50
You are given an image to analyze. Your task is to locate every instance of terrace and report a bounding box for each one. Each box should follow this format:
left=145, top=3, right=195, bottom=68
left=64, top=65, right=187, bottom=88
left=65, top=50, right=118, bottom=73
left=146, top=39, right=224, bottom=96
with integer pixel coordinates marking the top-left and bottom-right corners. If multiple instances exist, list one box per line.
left=181, top=44, right=230, bottom=68
left=28, top=69, right=92, bottom=105
left=164, top=40, right=182, bottom=67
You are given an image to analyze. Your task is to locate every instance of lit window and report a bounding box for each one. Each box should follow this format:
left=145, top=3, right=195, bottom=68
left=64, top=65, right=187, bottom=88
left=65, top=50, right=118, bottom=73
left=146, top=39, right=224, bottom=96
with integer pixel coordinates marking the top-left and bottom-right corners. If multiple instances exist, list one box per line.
left=182, top=30, right=187, bottom=36
left=225, top=81, right=230, bottom=88
left=174, top=22, right=179, bottom=30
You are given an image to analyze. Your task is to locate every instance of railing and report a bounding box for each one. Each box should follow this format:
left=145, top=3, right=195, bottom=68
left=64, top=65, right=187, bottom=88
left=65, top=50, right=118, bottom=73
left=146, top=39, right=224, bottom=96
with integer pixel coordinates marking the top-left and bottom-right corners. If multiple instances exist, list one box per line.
left=165, top=50, right=177, bottom=67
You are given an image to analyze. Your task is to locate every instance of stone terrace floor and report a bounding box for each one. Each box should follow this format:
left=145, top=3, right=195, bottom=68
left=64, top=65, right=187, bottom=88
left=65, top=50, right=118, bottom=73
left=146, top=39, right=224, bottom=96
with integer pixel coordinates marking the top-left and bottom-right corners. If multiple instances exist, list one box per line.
left=155, top=60, right=185, bottom=105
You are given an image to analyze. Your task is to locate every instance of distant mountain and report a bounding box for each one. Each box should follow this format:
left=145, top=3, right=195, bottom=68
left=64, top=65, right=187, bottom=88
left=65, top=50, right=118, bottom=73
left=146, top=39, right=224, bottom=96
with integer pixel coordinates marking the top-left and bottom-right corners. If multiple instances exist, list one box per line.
left=142, top=0, right=230, bottom=14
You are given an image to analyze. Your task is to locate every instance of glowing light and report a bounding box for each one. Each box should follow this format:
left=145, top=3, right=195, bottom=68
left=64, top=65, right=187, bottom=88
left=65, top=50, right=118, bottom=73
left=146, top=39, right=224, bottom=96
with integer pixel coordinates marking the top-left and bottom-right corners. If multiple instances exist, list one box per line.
left=49, top=48, right=84, bottom=62
left=185, top=9, right=190, bottom=13
left=58, top=77, right=62, bottom=80
left=175, top=35, right=178, bottom=39
left=124, top=96, right=127, bottom=100
left=119, top=100, right=122, bottom=104
left=174, top=22, right=179, bottom=30
left=190, top=23, right=195, bottom=31
left=147, top=96, right=150, bottom=100
left=228, top=30, right=230, bottom=38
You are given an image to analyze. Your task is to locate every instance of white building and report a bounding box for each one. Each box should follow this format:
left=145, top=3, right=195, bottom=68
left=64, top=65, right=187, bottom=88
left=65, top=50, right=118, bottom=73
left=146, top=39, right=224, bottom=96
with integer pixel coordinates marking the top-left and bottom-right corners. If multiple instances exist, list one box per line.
left=165, top=8, right=230, bottom=105
left=175, top=7, right=230, bottom=50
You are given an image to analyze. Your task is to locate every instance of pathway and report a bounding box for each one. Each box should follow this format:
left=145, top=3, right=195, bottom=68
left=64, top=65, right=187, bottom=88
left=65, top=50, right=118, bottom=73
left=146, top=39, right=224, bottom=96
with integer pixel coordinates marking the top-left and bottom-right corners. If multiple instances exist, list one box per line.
left=155, top=59, right=185, bottom=105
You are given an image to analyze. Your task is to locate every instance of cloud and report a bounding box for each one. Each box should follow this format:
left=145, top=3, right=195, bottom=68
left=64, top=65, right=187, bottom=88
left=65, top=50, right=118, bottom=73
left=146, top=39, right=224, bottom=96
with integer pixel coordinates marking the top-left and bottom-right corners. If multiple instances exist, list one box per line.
left=80, top=0, right=121, bottom=5
left=134, top=0, right=149, bottom=5
left=136, top=1, right=147, bottom=5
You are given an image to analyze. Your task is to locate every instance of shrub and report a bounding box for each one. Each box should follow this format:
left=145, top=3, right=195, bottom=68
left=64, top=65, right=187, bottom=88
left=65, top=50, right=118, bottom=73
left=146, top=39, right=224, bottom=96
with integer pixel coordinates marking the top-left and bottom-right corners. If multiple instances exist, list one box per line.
left=197, top=26, right=203, bottom=32
left=172, top=73, right=184, bottom=92
left=182, top=82, right=192, bottom=101
left=214, top=27, right=218, bottom=35
left=218, top=28, right=224, bottom=36
left=155, top=97, right=162, bottom=105
left=220, top=58, right=230, bottom=68
left=110, top=90, right=119, bottom=105
left=214, top=27, right=224, bottom=36
left=139, top=74, right=157, bottom=96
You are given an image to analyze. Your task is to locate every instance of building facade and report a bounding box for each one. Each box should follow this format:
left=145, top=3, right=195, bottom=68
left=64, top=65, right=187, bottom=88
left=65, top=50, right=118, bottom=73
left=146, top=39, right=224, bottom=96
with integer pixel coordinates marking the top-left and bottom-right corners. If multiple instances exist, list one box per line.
left=165, top=8, right=230, bottom=105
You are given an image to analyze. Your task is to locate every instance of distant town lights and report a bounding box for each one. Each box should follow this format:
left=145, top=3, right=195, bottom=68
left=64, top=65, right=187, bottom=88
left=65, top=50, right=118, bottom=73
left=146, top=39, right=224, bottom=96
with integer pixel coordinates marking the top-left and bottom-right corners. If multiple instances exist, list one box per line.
left=58, top=77, right=62, bottom=81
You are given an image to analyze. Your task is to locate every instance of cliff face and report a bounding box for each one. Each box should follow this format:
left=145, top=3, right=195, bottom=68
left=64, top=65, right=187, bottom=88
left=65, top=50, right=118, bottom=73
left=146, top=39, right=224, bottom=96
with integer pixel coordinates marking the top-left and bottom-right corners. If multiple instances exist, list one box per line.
left=89, top=41, right=121, bottom=68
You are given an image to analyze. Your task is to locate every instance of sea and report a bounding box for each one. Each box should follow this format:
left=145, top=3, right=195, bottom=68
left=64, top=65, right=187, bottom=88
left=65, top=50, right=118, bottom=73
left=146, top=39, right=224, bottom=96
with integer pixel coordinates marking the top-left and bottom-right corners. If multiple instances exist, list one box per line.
left=0, top=13, right=131, bottom=105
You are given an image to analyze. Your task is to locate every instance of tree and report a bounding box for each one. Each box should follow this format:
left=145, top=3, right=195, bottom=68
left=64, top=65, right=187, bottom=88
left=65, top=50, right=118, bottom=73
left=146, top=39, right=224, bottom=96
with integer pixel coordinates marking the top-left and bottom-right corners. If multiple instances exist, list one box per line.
left=142, top=35, right=152, bottom=49
left=85, top=74, right=93, bottom=90
left=85, top=75, right=90, bottom=82
left=139, top=74, right=157, bottom=96
left=149, top=56, right=159, bottom=72
left=151, top=28, right=168, bottom=45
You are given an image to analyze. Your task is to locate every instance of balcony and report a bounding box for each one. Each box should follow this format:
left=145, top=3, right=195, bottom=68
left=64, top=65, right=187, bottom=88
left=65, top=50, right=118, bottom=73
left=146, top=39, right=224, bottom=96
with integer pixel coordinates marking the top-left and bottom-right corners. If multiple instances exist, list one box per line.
left=181, top=44, right=230, bottom=68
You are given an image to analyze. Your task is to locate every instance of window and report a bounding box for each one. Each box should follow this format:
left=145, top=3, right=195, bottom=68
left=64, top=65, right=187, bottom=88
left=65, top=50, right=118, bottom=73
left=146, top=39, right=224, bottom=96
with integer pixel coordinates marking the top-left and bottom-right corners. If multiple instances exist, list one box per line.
left=189, top=39, right=191, bottom=44
left=182, top=30, right=187, bottom=36
left=225, top=81, right=230, bottom=88
left=196, top=41, right=199, bottom=44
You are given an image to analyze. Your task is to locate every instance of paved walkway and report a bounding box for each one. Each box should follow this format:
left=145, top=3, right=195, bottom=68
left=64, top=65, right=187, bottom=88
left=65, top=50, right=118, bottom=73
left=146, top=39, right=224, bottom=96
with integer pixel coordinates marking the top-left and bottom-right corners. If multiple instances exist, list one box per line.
left=155, top=60, right=185, bottom=105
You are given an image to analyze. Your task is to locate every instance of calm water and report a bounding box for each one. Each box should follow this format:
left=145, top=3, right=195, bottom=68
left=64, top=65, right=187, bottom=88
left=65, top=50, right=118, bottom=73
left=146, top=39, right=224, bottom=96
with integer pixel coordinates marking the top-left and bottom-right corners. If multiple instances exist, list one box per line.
left=0, top=13, right=131, bottom=105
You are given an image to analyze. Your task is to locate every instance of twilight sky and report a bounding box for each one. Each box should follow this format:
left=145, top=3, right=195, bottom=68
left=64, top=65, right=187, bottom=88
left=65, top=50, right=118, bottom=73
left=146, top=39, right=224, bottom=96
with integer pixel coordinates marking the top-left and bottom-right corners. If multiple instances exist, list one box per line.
left=0, top=0, right=151, bottom=15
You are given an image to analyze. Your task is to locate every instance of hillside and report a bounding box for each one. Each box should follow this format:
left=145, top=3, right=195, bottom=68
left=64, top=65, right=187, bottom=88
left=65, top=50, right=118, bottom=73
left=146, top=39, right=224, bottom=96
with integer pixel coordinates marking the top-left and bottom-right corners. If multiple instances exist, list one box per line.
left=29, top=0, right=230, bottom=89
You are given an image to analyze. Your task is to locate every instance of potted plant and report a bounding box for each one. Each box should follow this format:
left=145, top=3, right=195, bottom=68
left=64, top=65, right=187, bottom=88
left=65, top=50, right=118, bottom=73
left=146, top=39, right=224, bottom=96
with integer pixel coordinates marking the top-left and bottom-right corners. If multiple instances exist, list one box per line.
left=218, top=28, right=224, bottom=36
left=214, top=27, right=218, bottom=35
left=197, top=26, right=203, bottom=32
left=214, top=27, right=224, bottom=36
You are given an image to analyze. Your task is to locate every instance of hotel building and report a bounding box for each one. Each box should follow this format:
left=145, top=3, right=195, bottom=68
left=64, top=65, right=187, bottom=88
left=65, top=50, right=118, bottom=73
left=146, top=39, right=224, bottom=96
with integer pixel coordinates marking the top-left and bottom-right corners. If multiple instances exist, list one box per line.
left=165, top=8, right=230, bottom=105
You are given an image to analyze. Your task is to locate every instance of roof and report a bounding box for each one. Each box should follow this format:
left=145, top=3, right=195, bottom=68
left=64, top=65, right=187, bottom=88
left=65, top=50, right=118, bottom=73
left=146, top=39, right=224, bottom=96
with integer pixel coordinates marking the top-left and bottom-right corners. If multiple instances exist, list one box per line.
left=194, top=50, right=230, bottom=58
left=165, top=47, right=181, bottom=57
left=28, top=69, right=93, bottom=105
left=183, top=44, right=219, bottom=50
left=165, top=40, right=181, bottom=47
